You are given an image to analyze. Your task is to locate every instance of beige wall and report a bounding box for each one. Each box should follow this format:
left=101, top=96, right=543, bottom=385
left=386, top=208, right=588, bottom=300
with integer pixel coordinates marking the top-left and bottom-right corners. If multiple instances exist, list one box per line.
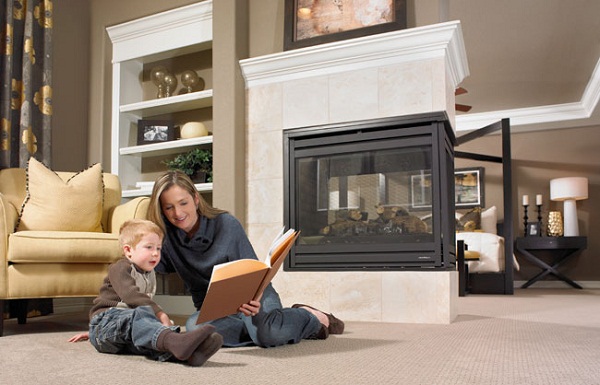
left=52, top=0, right=90, bottom=171
left=52, top=1, right=599, bottom=283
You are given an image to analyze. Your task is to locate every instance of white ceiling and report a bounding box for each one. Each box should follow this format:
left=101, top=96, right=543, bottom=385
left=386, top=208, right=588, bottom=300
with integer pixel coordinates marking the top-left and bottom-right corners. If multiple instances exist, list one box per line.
left=447, top=0, right=600, bottom=132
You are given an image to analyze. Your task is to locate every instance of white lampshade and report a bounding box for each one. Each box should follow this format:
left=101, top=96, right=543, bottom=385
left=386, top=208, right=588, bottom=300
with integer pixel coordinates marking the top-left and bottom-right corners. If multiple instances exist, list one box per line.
left=550, top=177, right=588, bottom=236
left=550, top=177, right=588, bottom=201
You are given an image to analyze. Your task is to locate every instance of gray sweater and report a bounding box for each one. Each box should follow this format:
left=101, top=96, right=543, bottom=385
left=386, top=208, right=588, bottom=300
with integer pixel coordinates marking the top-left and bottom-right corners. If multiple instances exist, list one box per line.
left=156, top=213, right=276, bottom=310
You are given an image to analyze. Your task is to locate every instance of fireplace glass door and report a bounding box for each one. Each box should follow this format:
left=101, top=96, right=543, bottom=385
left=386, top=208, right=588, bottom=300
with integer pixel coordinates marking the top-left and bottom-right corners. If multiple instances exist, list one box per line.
left=284, top=116, right=455, bottom=270
left=299, top=143, right=434, bottom=244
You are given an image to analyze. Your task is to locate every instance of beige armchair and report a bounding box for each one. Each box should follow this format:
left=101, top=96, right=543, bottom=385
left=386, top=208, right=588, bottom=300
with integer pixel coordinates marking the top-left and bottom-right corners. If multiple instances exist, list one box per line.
left=0, top=167, right=149, bottom=336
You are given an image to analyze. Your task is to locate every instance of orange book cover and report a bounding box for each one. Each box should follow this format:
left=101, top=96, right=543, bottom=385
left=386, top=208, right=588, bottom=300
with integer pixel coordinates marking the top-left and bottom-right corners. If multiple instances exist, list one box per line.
left=196, top=228, right=299, bottom=324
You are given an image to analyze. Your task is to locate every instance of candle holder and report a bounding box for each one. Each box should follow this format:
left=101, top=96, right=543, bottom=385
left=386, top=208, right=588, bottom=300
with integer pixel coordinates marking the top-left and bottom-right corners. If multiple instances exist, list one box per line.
left=523, top=204, right=529, bottom=237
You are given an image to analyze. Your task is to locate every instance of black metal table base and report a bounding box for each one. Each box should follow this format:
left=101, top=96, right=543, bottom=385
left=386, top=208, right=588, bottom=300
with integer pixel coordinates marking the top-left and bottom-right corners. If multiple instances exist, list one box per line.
left=515, top=236, right=586, bottom=289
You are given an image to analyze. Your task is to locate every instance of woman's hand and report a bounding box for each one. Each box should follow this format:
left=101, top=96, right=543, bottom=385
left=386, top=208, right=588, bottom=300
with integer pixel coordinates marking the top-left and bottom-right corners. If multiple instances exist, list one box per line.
left=68, top=332, right=89, bottom=342
left=239, top=300, right=261, bottom=317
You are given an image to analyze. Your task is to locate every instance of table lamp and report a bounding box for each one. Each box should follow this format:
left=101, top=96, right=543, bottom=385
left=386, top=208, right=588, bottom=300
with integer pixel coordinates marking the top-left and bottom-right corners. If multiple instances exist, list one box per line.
left=550, top=177, right=588, bottom=236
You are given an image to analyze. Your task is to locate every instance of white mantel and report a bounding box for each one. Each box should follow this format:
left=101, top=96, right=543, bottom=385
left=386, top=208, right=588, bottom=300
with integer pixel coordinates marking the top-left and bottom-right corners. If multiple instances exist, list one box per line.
left=240, top=21, right=468, bottom=324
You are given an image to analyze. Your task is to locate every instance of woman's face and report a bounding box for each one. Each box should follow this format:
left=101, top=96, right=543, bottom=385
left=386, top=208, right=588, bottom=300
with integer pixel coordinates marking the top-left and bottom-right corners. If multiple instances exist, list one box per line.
left=159, top=184, right=200, bottom=234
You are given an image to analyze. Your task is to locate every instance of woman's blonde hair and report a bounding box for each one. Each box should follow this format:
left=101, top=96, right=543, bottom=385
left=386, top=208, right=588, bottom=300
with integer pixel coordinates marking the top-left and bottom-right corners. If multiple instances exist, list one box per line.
left=148, top=170, right=226, bottom=234
left=119, top=219, right=164, bottom=250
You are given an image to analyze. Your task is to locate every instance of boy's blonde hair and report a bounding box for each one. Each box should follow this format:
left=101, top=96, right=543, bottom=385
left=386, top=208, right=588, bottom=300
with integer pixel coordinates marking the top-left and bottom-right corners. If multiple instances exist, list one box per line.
left=119, top=219, right=164, bottom=250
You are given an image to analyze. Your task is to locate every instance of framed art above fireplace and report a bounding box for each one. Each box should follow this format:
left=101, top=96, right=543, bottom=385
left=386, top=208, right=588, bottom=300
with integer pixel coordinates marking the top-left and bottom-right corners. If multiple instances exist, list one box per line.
left=284, top=0, right=407, bottom=50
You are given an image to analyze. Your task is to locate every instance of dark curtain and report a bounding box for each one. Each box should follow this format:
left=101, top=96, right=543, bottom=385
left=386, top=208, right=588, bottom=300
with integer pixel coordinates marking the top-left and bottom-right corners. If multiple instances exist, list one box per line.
left=1, top=0, right=53, bottom=320
left=1, top=0, right=53, bottom=169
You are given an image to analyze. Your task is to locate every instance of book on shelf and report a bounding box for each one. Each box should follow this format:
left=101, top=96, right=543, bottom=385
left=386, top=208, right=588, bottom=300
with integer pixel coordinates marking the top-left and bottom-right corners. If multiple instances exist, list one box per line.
left=196, top=227, right=299, bottom=324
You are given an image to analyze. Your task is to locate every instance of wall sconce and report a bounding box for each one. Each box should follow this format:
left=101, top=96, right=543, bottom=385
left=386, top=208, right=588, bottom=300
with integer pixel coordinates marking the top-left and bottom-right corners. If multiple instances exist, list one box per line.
left=550, top=177, right=588, bottom=236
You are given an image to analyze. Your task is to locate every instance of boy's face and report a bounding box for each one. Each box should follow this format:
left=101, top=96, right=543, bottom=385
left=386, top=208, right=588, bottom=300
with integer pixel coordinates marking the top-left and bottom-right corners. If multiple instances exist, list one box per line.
left=123, top=232, right=162, bottom=272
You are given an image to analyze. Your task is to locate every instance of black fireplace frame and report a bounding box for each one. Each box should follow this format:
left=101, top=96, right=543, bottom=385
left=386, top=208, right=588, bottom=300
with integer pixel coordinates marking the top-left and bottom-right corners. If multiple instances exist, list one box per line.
left=283, top=113, right=457, bottom=271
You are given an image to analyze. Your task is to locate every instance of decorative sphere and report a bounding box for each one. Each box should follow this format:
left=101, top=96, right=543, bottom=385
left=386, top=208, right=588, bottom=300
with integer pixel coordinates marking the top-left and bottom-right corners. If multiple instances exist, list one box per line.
left=150, top=66, right=168, bottom=86
left=181, top=70, right=204, bottom=93
left=180, top=122, right=208, bottom=139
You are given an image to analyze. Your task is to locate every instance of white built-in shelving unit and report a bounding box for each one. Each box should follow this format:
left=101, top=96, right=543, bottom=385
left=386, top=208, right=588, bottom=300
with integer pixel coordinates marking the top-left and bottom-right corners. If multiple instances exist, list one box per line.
left=107, top=1, right=214, bottom=198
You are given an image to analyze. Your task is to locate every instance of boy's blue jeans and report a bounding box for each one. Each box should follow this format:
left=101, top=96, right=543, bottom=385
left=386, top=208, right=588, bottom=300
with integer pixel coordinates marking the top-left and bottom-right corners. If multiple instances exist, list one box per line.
left=89, top=306, right=178, bottom=361
left=185, top=287, right=321, bottom=347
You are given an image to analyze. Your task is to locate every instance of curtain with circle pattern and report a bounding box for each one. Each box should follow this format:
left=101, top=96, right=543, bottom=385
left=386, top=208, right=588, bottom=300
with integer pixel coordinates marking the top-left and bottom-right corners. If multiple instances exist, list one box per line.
left=1, top=0, right=53, bottom=169
left=1, top=0, right=53, bottom=320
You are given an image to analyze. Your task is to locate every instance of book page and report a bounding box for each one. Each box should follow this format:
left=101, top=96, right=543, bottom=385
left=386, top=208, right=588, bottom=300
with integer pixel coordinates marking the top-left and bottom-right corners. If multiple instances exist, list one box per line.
left=253, top=230, right=299, bottom=301
left=267, top=228, right=297, bottom=267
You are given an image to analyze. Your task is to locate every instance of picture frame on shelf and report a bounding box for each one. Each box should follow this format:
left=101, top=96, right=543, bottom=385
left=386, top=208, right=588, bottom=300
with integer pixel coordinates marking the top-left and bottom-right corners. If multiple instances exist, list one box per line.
left=284, top=0, right=407, bottom=51
left=410, top=167, right=485, bottom=210
left=526, top=222, right=542, bottom=237
left=137, top=119, right=175, bottom=145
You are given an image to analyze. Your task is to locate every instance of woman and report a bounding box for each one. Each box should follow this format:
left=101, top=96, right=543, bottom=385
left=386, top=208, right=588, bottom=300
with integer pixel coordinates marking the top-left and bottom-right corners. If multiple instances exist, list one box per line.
left=147, top=171, right=344, bottom=347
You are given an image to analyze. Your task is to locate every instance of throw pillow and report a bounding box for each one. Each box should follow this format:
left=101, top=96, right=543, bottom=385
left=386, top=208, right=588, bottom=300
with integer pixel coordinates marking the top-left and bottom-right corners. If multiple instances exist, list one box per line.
left=457, top=206, right=482, bottom=232
left=480, top=206, right=498, bottom=234
left=17, top=157, right=104, bottom=232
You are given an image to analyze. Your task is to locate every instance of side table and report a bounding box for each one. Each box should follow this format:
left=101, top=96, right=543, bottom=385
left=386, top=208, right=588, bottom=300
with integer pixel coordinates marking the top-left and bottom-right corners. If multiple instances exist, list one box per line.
left=514, top=236, right=587, bottom=289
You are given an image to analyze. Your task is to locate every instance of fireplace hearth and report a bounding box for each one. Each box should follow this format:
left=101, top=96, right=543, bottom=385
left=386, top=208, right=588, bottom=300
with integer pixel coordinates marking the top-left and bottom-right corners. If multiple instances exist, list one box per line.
left=284, top=113, right=457, bottom=271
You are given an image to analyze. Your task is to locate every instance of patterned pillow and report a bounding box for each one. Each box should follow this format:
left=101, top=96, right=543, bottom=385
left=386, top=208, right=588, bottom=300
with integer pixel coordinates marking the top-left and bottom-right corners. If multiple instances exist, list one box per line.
left=456, top=206, right=497, bottom=233
left=17, top=157, right=104, bottom=232
left=456, top=207, right=482, bottom=232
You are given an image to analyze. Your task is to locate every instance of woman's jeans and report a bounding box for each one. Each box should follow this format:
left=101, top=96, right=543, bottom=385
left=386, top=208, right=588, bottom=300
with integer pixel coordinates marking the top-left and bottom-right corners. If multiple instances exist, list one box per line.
left=89, top=306, right=178, bottom=361
left=185, top=287, right=321, bottom=347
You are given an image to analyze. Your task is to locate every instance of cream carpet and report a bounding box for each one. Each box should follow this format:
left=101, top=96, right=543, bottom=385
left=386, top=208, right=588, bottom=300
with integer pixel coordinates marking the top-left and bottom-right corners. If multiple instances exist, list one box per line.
left=1, top=289, right=599, bottom=385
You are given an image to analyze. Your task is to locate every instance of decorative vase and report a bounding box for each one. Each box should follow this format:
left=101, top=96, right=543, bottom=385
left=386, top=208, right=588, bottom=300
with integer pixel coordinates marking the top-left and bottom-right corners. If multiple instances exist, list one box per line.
left=180, top=121, right=208, bottom=139
left=547, top=211, right=563, bottom=237
left=191, top=171, right=207, bottom=184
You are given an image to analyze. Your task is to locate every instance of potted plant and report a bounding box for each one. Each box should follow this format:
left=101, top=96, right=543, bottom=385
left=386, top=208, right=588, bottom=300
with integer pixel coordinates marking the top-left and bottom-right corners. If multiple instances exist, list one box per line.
left=163, top=148, right=213, bottom=183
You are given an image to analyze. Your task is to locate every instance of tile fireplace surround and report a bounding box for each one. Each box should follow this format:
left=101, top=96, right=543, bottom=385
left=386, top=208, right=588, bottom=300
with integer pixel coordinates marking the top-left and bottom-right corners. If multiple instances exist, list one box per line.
left=240, top=21, right=469, bottom=324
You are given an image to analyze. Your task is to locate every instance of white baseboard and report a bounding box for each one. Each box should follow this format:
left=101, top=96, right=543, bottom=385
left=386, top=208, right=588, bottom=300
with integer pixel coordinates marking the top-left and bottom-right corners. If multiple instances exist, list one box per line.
left=513, top=280, right=600, bottom=289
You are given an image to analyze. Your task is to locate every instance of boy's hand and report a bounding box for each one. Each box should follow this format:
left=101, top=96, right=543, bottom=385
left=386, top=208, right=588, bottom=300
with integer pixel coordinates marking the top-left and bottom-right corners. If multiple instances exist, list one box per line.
left=68, top=332, right=89, bottom=342
left=156, top=311, right=172, bottom=326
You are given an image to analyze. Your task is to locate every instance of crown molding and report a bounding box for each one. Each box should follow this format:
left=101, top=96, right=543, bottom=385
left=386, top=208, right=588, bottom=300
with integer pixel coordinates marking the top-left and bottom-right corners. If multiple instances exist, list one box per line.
left=240, top=20, right=469, bottom=89
left=456, top=57, right=600, bottom=132
left=106, top=1, right=212, bottom=63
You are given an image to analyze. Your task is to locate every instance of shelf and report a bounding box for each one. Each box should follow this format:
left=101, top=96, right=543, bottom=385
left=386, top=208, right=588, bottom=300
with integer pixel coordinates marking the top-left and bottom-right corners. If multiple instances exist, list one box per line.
left=109, top=1, right=214, bottom=199
left=120, top=89, right=213, bottom=117
left=120, top=135, right=213, bottom=157
left=122, top=182, right=213, bottom=198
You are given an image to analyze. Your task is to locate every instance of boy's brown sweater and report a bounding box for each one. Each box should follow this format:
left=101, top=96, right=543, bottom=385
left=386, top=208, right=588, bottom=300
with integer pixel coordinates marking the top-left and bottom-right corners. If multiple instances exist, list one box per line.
left=89, top=257, right=162, bottom=319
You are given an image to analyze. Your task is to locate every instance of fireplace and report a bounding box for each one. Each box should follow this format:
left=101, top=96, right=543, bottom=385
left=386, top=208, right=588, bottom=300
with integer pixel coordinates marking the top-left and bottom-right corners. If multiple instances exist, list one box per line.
left=241, top=21, right=468, bottom=323
left=284, top=113, right=457, bottom=271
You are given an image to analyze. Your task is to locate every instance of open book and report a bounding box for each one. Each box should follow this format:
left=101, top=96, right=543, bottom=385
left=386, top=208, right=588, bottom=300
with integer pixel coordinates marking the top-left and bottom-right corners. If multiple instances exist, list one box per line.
left=196, top=228, right=299, bottom=324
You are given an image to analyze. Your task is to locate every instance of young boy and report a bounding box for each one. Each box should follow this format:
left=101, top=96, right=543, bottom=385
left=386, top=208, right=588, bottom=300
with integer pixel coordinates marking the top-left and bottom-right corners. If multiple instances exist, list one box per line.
left=69, top=219, right=222, bottom=366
